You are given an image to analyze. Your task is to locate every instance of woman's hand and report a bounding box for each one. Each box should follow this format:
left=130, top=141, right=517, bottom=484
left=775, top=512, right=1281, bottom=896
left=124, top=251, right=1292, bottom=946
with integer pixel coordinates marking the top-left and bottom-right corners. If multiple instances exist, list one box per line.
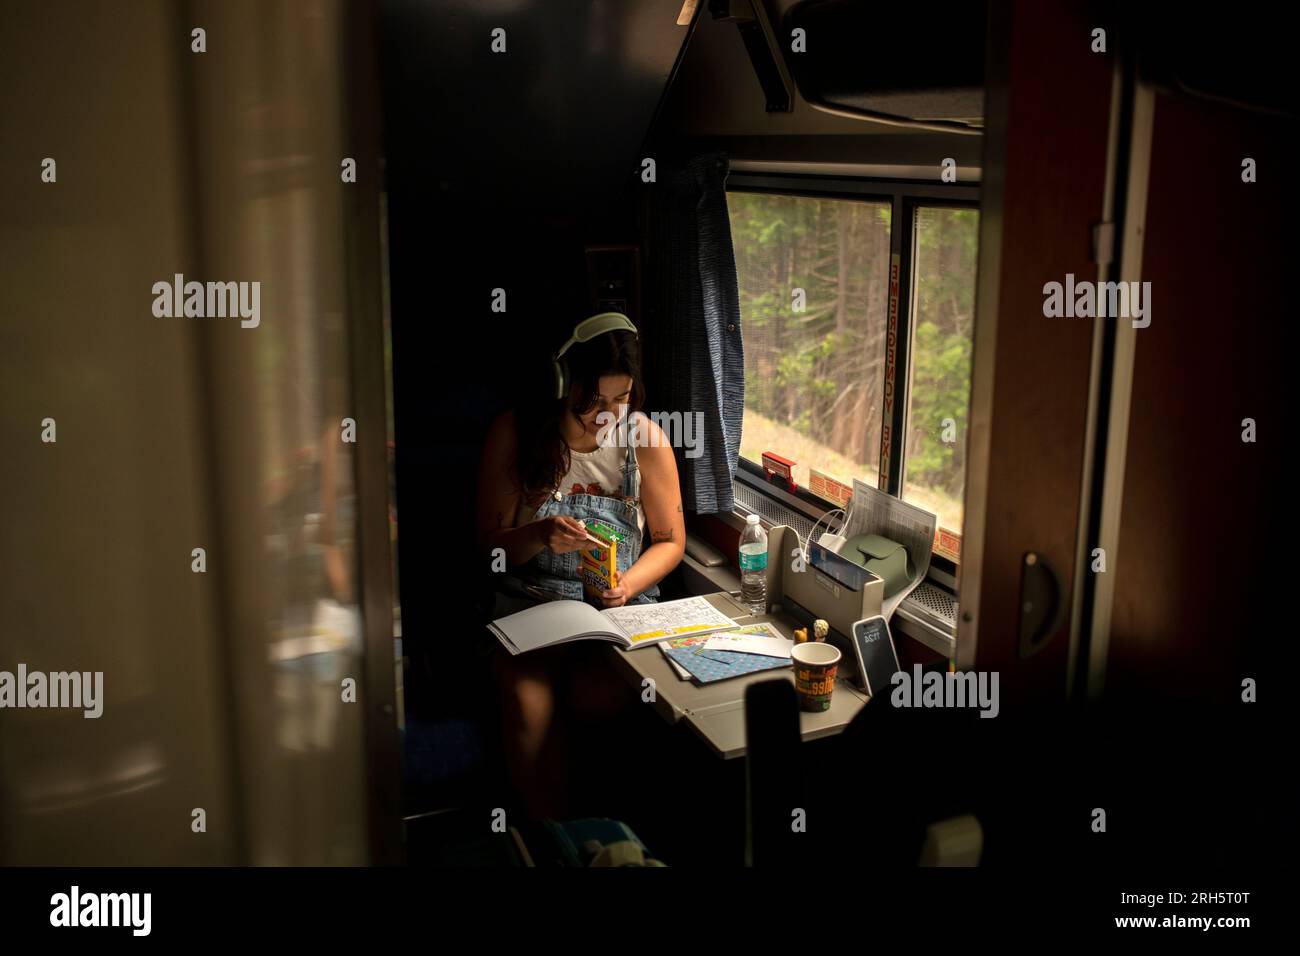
left=600, top=570, right=634, bottom=608
left=536, top=515, right=591, bottom=554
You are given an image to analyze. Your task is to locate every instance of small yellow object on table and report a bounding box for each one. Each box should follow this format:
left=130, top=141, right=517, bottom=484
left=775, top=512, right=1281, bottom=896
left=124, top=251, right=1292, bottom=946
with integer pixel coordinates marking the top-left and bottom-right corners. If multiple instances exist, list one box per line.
left=794, top=627, right=808, bottom=644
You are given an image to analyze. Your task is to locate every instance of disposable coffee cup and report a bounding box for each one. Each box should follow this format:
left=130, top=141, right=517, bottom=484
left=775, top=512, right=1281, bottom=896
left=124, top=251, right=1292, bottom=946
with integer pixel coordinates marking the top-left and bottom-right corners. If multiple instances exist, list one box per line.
left=791, top=641, right=840, bottom=712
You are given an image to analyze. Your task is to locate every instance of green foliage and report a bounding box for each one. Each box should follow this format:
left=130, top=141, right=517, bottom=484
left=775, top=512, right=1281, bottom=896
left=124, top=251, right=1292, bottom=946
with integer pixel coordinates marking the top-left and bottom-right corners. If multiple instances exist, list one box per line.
left=729, top=194, right=977, bottom=501
left=906, top=320, right=971, bottom=495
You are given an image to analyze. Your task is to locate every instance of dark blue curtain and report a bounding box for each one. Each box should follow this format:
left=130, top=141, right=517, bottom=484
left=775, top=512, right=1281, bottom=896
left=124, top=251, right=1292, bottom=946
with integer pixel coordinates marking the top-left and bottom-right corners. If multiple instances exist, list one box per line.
left=644, top=153, right=744, bottom=514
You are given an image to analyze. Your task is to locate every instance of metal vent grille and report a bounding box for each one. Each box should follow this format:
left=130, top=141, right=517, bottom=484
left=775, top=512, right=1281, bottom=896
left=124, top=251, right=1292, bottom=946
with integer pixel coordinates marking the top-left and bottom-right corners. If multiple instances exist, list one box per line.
left=733, top=482, right=818, bottom=544
left=904, top=580, right=958, bottom=629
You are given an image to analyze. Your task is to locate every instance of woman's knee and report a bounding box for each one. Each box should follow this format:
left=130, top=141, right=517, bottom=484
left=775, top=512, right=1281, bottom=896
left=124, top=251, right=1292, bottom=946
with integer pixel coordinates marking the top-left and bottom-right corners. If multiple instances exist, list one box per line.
left=493, top=651, right=556, bottom=731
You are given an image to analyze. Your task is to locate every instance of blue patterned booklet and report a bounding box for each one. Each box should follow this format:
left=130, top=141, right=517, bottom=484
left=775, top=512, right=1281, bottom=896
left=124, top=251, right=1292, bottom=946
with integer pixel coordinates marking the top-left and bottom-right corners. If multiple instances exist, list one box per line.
left=659, top=623, right=792, bottom=683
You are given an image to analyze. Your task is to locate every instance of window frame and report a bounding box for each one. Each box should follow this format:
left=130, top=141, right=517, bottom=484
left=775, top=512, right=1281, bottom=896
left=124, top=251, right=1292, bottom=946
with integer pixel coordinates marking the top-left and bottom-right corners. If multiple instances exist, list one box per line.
left=725, top=173, right=980, bottom=570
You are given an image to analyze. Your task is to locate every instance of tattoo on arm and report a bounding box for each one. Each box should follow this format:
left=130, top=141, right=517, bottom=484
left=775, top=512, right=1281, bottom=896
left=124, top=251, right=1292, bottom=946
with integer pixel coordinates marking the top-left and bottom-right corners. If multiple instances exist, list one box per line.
left=651, top=528, right=676, bottom=543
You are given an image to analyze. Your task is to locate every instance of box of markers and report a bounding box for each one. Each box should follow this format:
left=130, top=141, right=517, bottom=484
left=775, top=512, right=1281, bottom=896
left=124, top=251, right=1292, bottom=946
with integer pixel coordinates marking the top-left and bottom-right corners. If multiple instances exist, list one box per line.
left=579, top=519, right=623, bottom=600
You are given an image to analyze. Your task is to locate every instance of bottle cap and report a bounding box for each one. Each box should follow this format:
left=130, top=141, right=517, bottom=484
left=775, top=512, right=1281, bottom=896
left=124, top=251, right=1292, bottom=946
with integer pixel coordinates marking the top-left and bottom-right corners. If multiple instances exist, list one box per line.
left=746, top=513, right=760, bottom=525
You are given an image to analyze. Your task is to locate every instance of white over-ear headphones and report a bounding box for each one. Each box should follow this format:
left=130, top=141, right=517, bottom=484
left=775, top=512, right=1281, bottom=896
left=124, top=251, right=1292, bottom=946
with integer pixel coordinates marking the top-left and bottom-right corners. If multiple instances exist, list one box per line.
left=552, top=312, right=638, bottom=400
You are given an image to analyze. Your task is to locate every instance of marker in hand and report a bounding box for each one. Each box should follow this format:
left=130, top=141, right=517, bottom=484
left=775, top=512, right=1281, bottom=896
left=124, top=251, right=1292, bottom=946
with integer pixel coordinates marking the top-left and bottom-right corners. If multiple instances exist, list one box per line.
left=559, top=516, right=604, bottom=547
left=563, top=518, right=604, bottom=547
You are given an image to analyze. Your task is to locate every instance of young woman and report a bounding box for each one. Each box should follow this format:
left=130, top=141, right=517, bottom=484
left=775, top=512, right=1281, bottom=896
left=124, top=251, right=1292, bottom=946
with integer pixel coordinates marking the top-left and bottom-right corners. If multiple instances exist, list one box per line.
left=476, top=313, right=685, bottom=818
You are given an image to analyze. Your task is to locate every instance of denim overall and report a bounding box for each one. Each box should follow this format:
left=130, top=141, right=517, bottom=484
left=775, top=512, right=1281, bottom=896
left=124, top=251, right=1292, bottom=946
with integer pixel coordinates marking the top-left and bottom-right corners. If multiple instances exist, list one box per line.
left=523, top=419, right=659, bottom=606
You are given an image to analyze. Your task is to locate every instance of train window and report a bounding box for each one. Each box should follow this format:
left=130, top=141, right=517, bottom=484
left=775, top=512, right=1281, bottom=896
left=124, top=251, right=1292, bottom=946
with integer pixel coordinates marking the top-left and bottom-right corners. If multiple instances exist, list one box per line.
left=729, top=184, right=978, bottom=562
left=729, top=191, right=893, bottom=494
left=901, top=205, right=979, bottom=539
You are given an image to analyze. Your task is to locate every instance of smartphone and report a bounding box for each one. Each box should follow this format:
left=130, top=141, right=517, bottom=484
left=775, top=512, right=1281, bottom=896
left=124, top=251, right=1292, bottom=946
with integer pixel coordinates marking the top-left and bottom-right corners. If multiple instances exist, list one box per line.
left=851, top=614, right=901, bottom=697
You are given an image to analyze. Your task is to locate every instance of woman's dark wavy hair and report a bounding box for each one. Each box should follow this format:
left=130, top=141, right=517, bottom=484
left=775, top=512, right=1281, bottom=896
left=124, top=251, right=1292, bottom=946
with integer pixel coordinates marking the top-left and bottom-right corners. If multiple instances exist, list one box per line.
left=515, top=327, right=643, bottom=500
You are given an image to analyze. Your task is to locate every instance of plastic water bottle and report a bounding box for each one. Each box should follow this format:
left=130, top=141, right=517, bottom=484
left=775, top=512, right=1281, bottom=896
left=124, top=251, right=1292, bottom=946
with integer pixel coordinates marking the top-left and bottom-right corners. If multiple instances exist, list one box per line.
left=739, top=513, right=769, bottom=615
